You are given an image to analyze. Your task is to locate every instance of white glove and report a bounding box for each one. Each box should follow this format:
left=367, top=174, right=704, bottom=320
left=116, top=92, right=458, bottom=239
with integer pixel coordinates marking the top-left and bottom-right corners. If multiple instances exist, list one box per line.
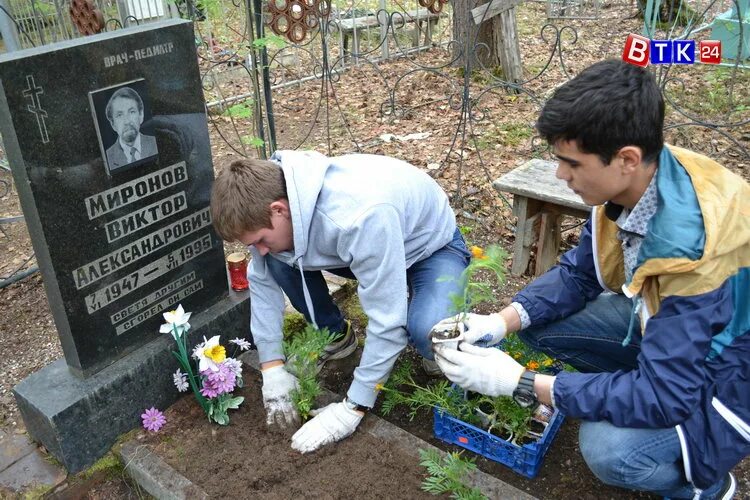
left=432, top=313, right=507, bottom=346
left=434, top=343, right=524, bottom=397
left=291, top=401, right=363, bottom=453
left=261, top=365, right=300, bottom=428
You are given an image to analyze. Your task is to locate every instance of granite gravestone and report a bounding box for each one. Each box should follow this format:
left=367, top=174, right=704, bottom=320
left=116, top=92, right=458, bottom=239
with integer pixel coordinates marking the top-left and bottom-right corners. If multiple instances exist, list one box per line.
left=0, top=20, right=227, bottom=377
left=2, top=19, right=249, bottom=472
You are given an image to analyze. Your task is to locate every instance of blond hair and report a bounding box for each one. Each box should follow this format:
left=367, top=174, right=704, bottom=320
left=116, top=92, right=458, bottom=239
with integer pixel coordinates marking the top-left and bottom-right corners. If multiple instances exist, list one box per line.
left=210, top=158, right=287, bottom=242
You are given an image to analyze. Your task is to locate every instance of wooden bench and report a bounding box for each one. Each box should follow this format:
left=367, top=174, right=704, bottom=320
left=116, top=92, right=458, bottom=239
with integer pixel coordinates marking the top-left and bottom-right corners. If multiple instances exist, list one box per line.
left=493, top=159, right=590, bottom=276
left=334, top=9, right=444, bottom=59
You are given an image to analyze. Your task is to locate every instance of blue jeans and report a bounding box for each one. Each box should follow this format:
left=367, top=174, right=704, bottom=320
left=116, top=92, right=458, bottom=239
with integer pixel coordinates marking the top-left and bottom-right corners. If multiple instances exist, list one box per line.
left=519, top=293, right=724, bottom=499
left=265, top=228, right=471, bottom=360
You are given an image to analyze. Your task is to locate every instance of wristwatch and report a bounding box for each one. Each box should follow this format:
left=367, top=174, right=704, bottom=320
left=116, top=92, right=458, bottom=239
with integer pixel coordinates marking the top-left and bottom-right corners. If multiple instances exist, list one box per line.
left=343, top=398, right=370, bottom=413
left=512, top=370, right=537, bottom=408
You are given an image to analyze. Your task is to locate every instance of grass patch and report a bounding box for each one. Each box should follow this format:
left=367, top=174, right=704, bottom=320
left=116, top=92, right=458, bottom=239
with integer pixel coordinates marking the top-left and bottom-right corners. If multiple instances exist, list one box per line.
left=21, top=484, right=53, bottom=500
left=667, top=66, right=750, bottom=117
left=476, top=122, right=533, bottom=150
left=283, top=312, right=308, bottom=339
left=80, top=452, right=123, bottom=481
left=336, top=281, right=369, bottom=328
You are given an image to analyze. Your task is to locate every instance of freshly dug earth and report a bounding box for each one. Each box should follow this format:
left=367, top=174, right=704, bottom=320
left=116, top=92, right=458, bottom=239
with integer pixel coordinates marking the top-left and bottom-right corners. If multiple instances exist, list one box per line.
left=137, top=370, right=438, bottom=499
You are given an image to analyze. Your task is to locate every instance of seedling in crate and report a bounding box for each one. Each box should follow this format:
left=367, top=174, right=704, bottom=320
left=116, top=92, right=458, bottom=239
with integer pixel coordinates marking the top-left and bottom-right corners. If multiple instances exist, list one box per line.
left=380, top=359, right=480, bottom=425
left=419, top=448, right=487, bottom=500
left=433, top=245, right=507, bottom=346
left=381, top=360, right=538, bottom=444
left=283, top=324, right=336, bottom=421
left=474, top=394, right=533, bottom=445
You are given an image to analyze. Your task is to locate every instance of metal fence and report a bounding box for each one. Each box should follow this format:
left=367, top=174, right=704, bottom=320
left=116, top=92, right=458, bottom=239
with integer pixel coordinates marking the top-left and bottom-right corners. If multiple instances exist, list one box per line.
left=1, top=0, right=749, bottom=288
left=0, top=0, right=180, bottom=50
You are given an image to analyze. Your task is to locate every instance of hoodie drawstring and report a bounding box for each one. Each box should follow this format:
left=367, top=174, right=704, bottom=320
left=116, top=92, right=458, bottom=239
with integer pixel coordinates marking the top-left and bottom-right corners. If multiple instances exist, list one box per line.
left=296, top=259, right=318, bottom=329
left=622, top=296, right=642, bottom=347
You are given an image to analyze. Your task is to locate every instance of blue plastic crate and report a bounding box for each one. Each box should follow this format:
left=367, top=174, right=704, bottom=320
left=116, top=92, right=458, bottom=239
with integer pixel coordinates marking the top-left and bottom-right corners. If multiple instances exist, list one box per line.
left=433, top=403, right=564, bottom=478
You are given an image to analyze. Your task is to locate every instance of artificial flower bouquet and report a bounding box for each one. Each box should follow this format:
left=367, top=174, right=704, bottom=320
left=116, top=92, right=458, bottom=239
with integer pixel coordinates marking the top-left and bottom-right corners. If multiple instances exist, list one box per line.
left=160, top=304, right=250, bottom=425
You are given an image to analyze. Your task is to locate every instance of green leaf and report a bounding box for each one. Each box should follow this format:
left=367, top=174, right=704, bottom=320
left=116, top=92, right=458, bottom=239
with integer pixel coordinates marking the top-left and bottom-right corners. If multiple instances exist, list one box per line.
left=283, top=324, right=336, bottom=420
left=241, top=135, right=266, bottom=147
left=224, top=103, right=253, bottom=119
left=252, top=34, right=287, bottom=49
left=226, top=396, right=244, bottom=409
left=212, top=411, right=229, bottom=425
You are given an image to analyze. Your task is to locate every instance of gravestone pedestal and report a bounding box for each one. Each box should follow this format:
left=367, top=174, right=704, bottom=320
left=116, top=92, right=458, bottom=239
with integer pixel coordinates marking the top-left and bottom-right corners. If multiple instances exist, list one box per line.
left=14, top=290, right=249, bottom=474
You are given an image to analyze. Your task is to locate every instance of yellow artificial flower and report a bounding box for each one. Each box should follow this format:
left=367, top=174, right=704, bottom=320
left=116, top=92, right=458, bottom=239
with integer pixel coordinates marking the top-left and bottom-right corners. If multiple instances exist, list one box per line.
left=512, top=352, right=522, bottom=360
left=375, top=383, right=384, bottom=391
left=204, top=344, right=226, bottom=363
left=193, top=335, right=225, bottom=372
left=526, top=360, right=540, bottom=370
left=542, top=358, right=554, bottom=367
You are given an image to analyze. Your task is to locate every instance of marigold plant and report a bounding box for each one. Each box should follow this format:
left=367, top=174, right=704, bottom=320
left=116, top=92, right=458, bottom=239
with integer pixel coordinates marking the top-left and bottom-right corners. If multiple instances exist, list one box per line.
left=439, top=244, right=507, bottom=322
left=283, top=324, right=336, bottom=420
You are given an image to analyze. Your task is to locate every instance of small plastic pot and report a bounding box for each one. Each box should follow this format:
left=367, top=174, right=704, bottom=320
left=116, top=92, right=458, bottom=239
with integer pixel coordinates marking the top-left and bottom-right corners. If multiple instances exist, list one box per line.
left=430, top=326, right=464, bottom=351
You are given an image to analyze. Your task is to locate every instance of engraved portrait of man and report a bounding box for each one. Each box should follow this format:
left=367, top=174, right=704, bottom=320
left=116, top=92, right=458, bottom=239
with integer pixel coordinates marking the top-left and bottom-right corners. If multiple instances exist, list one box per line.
left=104, top=86, right=157, bottom=170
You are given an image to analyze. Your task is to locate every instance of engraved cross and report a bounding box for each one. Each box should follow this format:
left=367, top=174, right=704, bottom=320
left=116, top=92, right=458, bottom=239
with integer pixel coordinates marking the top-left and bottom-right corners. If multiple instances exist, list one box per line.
left=22, top=75, right=50, bottom=144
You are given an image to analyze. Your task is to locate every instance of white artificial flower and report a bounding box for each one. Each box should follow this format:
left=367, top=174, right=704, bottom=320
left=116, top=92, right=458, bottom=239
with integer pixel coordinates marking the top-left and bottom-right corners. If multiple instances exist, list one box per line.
left=173, top=369, right=189, bottom=392
left=159, top=304, right=192, bottom=338
left=223, top=358, right=243, bottom=378
left=194, top=335, right=225, bottom=373
left=229, top=338, right=252, bottom=351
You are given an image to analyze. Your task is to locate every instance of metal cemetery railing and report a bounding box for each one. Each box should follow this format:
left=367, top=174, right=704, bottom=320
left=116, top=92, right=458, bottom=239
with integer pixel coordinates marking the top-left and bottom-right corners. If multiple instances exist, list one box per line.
left=0, top=0, right=748, bottom=289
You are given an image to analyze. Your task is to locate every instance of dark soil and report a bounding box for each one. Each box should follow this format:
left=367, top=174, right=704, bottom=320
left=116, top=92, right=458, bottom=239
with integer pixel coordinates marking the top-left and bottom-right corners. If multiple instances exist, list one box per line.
left=137, top=370, right=438, bottom=499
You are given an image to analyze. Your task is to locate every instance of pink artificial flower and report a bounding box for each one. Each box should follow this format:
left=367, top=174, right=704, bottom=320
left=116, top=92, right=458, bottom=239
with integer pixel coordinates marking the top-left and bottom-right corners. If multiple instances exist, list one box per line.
left=200, top=382, right=221, bottom=399
left=200, top=363, right=236, bottom=398
left=141, top=407, right=166, bottom=432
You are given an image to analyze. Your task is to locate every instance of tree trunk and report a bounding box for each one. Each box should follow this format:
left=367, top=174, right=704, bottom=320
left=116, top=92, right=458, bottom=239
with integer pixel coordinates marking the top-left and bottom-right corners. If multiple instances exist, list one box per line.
left=451, top=0, right=522, bottom=82
left=637, top=0, right=695, bottom=26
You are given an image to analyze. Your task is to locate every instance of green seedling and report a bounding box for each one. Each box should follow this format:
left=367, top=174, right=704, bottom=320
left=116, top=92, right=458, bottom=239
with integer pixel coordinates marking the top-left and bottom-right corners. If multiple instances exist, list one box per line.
left=380, top=360, right=480, bottom=425
left=419, top=448, right=487, bottom=500
left=283, top=324, right=336, bottom=420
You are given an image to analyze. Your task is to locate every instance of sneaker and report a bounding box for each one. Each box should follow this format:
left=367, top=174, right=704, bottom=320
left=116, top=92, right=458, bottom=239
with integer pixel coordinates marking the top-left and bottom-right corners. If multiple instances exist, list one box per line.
left=716, top=472, right=737, bottom=500
left=421, top=358, right=442, bottom=377
left=316, top=320, right=357, bottom=371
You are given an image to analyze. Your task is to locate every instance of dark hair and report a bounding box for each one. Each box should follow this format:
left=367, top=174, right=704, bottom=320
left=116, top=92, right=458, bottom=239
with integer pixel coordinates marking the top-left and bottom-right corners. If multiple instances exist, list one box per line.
left=210, top=159, right=288, bottom=241
left=536, top=59, right=664, bottom=164
left=105, top=87, right=144, bottom=123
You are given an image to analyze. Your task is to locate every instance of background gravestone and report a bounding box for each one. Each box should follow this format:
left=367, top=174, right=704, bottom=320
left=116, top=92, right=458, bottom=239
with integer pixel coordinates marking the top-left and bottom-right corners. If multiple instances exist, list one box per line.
left=2, top=19, right=249, bottom=472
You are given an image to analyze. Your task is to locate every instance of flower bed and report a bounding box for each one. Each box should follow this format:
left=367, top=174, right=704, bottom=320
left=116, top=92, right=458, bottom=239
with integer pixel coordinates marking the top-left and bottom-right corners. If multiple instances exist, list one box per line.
left=135, top=370, right=446, bottom=498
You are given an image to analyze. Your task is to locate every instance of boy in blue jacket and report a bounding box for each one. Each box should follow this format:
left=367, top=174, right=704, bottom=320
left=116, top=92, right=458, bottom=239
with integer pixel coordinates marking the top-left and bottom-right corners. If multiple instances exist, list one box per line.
left=211, top=151, right=470, bottom=453
left=434, top=59, right=749, bottom=499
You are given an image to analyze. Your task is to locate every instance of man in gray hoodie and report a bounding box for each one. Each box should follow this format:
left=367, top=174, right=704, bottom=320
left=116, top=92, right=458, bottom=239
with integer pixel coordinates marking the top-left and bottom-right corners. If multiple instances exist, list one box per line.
left=210, top=150, right=470, bottom=453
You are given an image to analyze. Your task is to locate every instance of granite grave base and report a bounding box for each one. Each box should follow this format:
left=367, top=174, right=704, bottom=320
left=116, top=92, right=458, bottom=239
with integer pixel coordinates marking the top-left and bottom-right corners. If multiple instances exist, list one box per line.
left=13, top=292, right=249, bottom=474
